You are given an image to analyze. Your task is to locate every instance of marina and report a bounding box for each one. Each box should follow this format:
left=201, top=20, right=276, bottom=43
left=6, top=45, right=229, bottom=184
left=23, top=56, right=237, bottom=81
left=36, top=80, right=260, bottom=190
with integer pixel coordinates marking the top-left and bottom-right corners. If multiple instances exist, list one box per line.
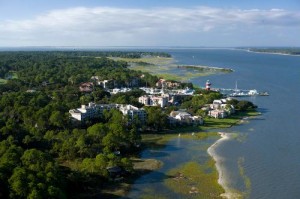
left=206, top=80, right=269, bottom=97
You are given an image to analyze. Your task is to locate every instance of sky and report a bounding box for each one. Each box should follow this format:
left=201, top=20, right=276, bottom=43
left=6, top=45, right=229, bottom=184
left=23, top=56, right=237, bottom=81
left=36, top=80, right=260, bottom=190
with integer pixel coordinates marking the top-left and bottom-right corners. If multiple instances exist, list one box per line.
left=0, top=0, right=300, bottom=47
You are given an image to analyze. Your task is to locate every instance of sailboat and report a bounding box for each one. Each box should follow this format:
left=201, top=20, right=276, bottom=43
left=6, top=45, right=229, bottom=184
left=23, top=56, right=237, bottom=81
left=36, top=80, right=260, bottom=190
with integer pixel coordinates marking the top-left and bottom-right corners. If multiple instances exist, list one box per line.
left=230, top=81, right=248, bottom=97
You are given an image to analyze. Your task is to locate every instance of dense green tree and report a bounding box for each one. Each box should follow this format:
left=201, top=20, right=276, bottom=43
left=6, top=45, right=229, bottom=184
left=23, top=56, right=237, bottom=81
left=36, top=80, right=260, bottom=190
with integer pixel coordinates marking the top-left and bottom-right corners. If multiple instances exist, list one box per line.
left=144, top=107, right=168, bottom=131
left=236, top=100, right=257, bottom=111
left=49, top=111, right=65, bottom=128
left=7, top=149, right=65, bottom=199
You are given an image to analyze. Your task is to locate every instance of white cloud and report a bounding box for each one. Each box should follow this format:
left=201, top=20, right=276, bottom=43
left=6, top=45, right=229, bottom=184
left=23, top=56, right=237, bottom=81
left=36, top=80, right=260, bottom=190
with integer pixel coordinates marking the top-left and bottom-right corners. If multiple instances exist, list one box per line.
left=0, top=6, right=299, bottom=46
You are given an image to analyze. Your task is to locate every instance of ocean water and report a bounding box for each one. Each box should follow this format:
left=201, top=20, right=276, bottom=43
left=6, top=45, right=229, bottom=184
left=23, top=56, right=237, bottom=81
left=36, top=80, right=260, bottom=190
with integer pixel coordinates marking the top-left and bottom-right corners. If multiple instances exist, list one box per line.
left=127, top=48, right=300, bottom=199
left=171, top=48, right=300, bottom=198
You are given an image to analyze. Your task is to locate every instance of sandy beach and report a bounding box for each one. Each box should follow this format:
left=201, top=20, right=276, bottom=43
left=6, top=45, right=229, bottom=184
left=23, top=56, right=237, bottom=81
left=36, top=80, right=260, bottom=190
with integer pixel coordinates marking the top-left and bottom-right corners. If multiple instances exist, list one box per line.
left=207, top=132, right=242, bottom=199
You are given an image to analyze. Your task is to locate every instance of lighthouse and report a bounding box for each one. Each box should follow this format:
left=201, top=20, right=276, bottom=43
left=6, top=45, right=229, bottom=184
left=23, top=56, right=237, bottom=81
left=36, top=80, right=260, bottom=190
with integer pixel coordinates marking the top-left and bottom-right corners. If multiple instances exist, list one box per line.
left=205, top=80, right=211, bottom=91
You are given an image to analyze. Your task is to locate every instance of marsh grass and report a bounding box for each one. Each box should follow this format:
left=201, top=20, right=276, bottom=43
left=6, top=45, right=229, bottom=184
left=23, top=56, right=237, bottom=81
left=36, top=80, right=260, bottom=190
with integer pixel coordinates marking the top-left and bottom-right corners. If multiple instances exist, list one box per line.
left=165, top=161, right=225, bottom=198
left=109, top=56, right=231, bottom=82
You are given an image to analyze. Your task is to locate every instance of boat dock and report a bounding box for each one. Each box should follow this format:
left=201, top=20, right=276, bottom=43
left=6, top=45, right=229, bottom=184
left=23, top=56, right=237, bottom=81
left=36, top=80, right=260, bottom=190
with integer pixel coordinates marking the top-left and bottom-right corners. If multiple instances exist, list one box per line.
left=212, top=88, right=269, bottom=97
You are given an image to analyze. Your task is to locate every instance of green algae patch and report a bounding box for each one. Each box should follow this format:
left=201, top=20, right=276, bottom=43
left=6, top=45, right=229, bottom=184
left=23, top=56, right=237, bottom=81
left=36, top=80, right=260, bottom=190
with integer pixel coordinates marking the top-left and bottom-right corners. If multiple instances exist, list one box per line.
left=238, top=157, right=251, bottom=198
left=164, top=161, right=225, bottom=198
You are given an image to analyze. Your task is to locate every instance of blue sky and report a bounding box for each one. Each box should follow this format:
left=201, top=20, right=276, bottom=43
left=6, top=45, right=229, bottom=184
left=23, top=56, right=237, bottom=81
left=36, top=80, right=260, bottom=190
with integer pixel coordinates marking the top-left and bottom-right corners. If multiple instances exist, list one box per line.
left=0, top=0, right=299, bottom=47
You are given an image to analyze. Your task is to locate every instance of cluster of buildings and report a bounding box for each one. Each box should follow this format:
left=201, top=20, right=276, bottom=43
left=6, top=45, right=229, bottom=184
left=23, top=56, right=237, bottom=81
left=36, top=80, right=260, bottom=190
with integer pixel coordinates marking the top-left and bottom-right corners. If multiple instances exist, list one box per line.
left=138, top=88, right=196, bottom=108
left=207, top=98, right=235, bottom=119
left=68, top=102, right=204, bottom=127
left=169, top=111, right=203, bottom=126
left=69, top=102, right=146, bottom=123
left=138, top=95, right=169, bottom=108
left=70, top=78, right=236, bottom=128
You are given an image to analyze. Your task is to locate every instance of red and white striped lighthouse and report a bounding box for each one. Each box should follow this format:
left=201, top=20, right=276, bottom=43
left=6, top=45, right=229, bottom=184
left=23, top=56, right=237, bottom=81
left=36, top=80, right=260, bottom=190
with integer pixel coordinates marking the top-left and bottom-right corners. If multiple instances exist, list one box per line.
left=205, top=80, right=211, bottom=91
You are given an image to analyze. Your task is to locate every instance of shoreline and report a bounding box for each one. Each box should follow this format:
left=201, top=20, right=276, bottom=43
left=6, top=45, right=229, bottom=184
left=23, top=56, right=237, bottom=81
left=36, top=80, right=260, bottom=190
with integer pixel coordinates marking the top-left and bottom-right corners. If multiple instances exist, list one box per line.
left=207, top=132, right=242, bottom=199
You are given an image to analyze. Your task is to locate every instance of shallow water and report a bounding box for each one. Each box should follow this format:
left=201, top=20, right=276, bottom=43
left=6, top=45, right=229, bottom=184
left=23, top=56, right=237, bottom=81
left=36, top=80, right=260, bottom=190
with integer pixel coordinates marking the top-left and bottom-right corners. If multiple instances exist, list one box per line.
left=126, top=136, right=218, bottom=199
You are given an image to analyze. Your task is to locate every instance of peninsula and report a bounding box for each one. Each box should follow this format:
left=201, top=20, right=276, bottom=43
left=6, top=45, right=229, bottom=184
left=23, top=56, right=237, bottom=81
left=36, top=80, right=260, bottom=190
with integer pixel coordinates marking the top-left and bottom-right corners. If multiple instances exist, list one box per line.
left=0, top=51, right=257, bottom=199
left=242, top=47, right=300, bottom=56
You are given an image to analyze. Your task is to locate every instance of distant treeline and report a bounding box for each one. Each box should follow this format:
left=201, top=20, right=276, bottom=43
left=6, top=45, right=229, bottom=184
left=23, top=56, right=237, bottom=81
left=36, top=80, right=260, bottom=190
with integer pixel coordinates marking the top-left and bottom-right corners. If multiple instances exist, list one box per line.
left=0, top=50, right=171, bottom=59
left=246, top=48, right=300, bottom=55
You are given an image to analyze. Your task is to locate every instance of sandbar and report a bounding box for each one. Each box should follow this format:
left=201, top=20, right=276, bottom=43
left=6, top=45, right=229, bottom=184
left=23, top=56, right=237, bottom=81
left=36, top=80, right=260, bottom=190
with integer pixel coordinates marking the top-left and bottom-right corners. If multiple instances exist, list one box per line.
left=207, top=132, right=242, bottom=199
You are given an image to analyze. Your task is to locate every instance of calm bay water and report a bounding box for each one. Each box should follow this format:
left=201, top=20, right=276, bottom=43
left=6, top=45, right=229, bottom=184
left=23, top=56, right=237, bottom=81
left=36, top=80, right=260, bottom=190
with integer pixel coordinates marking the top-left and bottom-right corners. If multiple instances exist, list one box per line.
left=126, top=48, right=300, bottom=199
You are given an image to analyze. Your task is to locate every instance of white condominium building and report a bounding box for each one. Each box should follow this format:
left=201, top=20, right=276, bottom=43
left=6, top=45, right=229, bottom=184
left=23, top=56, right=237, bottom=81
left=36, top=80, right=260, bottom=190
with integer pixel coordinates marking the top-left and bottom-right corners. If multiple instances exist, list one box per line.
left=69, top=102, right=146, bottom=123
left=69, top=103, right=115, bottom=121
left=138, top=95, right=168, bottom=108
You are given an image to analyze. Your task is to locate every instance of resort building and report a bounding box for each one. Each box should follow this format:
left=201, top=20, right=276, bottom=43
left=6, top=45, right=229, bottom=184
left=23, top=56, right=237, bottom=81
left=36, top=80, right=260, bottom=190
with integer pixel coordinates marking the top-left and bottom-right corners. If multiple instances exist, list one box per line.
left=138, top=95, right=169, bottom=108
left=207, top=98, right=235, bottom=118
left=169, top=111, right=203, bottom=126
left=69, top=103, right=115, bottom=121
left=208, top=109, right=227, bottom=119
left=69, top=102, right=146, bottom=123
left=118, top=104, right=147, bottom=123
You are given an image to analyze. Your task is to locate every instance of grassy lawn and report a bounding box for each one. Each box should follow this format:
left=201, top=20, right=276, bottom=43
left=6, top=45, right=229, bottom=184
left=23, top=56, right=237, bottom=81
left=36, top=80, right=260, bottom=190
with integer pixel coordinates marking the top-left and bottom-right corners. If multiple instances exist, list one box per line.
left=203, top=117, right=241, bottom=129
left=202, top=110, right=260, bottom=130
